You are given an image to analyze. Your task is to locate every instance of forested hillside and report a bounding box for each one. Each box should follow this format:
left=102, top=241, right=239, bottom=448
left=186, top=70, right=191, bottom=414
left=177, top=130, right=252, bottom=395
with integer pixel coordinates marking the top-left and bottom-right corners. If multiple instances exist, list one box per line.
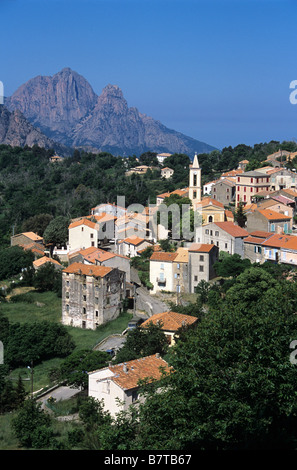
left=1, top=140, right=297, bottom=248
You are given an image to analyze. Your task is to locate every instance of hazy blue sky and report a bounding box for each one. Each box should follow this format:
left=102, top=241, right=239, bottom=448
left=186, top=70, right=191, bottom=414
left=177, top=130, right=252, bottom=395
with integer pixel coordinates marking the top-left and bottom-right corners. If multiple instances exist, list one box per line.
left=1, top=0, right=297, bottom=150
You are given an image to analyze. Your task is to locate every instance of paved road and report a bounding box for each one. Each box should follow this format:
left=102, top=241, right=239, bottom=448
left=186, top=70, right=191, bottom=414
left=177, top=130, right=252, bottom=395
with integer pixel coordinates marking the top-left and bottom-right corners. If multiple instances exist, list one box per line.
left=136, top=286, right=169, bottom=316
left=38, top=385, right=81, bottom=410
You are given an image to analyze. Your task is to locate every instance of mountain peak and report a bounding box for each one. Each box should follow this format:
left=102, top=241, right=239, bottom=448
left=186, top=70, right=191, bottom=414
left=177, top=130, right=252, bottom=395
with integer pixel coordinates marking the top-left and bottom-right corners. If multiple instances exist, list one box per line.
left=101, top=84, right=124, bottom=98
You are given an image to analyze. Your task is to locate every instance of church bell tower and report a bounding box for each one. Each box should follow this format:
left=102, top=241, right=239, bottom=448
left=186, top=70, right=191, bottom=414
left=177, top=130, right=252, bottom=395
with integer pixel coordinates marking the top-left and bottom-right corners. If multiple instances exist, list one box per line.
left=189, top=152, right=201, bottom=208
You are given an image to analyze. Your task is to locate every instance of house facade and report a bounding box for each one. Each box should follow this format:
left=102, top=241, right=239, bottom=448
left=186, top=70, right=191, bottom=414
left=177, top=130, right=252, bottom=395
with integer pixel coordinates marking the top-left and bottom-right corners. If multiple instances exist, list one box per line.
left=88, top=354, right=171, bottom=418
left=197, top=221, right=248, bottom=257
left=246, top=209, right=292, bottom=234
left=188, top=243, right=219, bottom=293
left=149, top=251, right=178, bottom=294
left=236, top=171, right=271, bottom=206
left=62, top=262, right=126, bottom=330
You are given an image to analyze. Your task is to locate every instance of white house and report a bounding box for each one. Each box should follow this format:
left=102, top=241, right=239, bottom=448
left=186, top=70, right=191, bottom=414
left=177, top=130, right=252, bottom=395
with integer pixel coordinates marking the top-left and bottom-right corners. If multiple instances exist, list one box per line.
left=88, top=354, right=171, bottom=418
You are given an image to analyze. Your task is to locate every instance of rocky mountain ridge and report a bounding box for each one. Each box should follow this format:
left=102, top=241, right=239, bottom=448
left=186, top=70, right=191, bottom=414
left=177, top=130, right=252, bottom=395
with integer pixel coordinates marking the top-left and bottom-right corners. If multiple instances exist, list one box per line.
left=5, top=68, right=216, bottom=156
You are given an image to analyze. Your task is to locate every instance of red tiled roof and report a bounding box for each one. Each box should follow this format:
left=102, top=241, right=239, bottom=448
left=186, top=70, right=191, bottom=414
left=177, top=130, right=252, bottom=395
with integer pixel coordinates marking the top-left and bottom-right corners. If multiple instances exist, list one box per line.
left=261, top=234, right=295, bottom=248
left=150, top=252, right=178, bottom=262
left=214, top=222, right=248, bottom=237
left=141, top=311, right=198, bottom=331
left=108, top=354, right=171, bottom=391
left=63, top=262, right=112, bottom=277
left=188, top=243, right=216, bottom=253
left=249, top=231, right=272, bottom=239
left=69, top=218, right=97, bottom=230
left=257, top=209, right=291, bottom=220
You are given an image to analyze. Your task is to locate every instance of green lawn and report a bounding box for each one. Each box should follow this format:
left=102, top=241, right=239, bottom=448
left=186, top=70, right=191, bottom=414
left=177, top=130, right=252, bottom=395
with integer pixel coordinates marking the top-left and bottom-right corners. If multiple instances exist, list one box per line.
left=3, top=289, right=133, bottom=392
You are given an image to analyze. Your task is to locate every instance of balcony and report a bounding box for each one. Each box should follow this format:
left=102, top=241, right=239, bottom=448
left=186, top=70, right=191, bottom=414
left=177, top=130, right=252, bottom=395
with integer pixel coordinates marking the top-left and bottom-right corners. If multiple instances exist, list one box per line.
left=156, top=277, right=166, bottom=285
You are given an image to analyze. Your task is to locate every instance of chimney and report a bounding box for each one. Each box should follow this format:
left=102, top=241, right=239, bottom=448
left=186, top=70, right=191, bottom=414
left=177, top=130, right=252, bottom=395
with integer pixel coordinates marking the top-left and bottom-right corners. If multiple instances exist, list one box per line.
left=155, top=353, right=160, bottom=359
left=123, top=363, right=128, bottom=373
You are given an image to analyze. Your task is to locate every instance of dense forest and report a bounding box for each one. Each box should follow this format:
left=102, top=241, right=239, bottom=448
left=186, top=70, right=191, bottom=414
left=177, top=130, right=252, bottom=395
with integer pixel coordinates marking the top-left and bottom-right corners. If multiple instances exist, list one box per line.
left=1, top=139, right=297, bottom=248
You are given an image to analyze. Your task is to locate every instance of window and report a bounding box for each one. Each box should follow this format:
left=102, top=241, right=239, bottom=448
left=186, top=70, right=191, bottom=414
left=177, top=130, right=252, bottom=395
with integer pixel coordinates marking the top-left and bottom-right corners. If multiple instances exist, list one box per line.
left=82, top=307, right=86, bottom=315
left=81, top=227, right=84, bottom=232
left=193, top=174, right=197, bottom=186
left=271, top=223, right=275, bottom=232
left=225, top=243, right=228, bottom=249
left=95, top=297, right=99, bottom=304
left=199, top=255, right=204, bottom=261
left=95, top=310, right=99, bottom=317
left=199, top=266, right=204, bottom=272
left=160, top=263, right=164, bottom=270
left=194, top=275, right=198, bottom=281
left=215, top=231, right=219, bottom=236
left=83, top=295, right=86, bottom=302
left=205, top=229, right=209, bottom=234
left=177, top=263, right=180, bottom=269
left=132, top=390, right=139, bottom=402
left=106, top=297, right=110, bottom=305
left=90, top=233, right=94, bottom=238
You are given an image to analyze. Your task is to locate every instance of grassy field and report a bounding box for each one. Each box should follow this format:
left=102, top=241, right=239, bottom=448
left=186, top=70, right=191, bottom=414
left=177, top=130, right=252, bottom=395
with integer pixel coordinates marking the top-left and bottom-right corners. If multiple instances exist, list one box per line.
left=2, top=287, right=133, bottom=392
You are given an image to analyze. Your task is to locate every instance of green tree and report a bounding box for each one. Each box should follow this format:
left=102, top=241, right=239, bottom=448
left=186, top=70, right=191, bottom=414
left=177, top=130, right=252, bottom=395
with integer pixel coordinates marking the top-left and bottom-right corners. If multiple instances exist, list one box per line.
left=115, top=323, right=168, bottom=364
left=12, top=399, right=55, bottom=448
left=43, top=216, right=69, bottom=251
left=60, top=350, right=109, bottom=389
left=234, top=201, right=247, bottom=228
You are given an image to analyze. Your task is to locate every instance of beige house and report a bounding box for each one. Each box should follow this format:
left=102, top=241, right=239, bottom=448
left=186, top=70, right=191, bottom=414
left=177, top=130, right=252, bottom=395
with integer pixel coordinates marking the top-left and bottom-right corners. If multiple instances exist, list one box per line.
left=141, top=311, right=198, bottom=346
left=161, top=167, right=174, bottom=179
left=62, top=262, right=126, bottom=330
left=68, top=218, right=100, bottom=252
left=236, top=170, right=271, bottom=206
left=172, top=247, right=189, bottom=294
left=149, top=251, right=178, bottom=294
left=198, top=197, right=226, bottom=225
left=88, top=354, right=171, bottom=418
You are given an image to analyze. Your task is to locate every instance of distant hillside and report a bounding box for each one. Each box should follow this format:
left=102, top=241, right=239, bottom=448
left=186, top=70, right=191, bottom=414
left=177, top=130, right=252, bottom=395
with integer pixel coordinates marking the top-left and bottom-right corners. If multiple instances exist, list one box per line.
left=6, top=67, right=216, bottom=156
left=0, top=105, right=70, bottom=155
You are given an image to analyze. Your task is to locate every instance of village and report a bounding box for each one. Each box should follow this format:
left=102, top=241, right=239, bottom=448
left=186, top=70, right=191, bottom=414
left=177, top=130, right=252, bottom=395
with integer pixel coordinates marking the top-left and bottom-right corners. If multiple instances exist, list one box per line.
left=7, top=148, right=297, bottom=419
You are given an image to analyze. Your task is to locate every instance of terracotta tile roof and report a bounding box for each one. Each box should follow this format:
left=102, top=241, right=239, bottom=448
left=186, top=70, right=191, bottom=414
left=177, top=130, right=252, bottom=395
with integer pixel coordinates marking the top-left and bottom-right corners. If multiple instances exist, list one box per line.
left=108, top=354, right=171, bottom=391
left=249, top=231, right=272, bottom=239
left=281, top=236, right=297, bottom=251
left=150, top=252, right=178, bottom=262
left=69, top=218, right=97, bottom=230
left=213, top=221, right=249, bottom=237
left=33, top=256, right=62, bottom=268
left=123, top=236, right=146, bottom=246
left=188, top=243, right=216, bottom=253
left=141, top=311, right=198, bottom=331
left=244, top=236, right=267, bottom=245
left=257, top=209, right=291, bottom=220
left=224, top=210, right=234, bottom=220
left=19, top=232, right=43, bottom=241
left=200, top=197, right=224, bottom=208
left=63, top=262, right=112, bottom=277
left=261, top=234, right=295, bottom=248
left=173, top=247, right=189, bottom=263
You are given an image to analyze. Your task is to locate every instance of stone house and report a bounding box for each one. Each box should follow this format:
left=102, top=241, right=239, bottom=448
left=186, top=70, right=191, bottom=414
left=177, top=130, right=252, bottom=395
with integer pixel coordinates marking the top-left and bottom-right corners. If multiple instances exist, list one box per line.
left=68, top=246, right=131, bottom=283
left=246, top=209, right=292, bottom=234
left=197, top=221, right=248, bottom=257
left=88, top=354, right=171, bottom=418
left=243, top=231, right=272, bottom=264
left=199, top=197, right=226, bottom=225
left=141, top=310, right=198, bottom=346
left=62, top=262, right=126, bottom=330
left=33, top=256, right=62, bottom=270
left=211, top=178, right=236, bottom=206
left=188, top=243, right=219, bottom=293
left=11, top=231, right=44, bottom=248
